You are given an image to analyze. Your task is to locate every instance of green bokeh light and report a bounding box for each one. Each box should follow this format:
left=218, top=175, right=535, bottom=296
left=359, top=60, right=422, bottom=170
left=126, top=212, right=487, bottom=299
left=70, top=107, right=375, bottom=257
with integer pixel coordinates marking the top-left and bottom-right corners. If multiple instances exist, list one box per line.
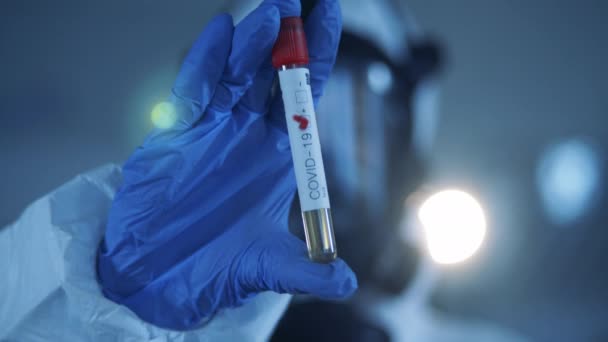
left=150, top=102, right=177, bottom=129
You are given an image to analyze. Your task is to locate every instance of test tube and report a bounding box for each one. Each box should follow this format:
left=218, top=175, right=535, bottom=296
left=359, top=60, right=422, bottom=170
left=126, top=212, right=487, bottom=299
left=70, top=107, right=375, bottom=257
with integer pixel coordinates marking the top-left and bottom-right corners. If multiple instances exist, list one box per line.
left=272, top=17, right=337, bottom=263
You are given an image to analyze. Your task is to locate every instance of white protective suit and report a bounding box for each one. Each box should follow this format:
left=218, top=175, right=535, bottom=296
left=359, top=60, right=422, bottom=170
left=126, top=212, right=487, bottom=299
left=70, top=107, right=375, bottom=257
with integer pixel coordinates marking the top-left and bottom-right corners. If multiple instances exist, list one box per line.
left=0, top=164, right=291, bottom=341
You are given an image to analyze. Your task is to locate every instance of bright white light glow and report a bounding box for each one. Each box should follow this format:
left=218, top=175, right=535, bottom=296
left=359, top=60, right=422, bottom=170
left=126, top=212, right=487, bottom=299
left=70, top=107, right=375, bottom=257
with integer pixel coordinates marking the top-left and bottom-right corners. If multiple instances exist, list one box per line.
left=418, top=190, right=486, bottom=264
left=151, top=101, right=177, bottom=129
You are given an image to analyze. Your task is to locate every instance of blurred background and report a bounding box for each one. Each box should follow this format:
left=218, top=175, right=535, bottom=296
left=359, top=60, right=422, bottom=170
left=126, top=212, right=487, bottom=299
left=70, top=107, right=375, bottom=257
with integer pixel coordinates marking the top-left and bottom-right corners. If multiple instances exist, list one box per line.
left=2, top=0, right=607, bottom=341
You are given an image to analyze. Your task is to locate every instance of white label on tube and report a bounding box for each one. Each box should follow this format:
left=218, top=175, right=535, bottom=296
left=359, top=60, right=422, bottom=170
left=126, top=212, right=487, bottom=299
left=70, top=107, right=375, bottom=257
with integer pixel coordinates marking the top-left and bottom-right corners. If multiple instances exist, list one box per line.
left=278, top=67, right=331, bottom=211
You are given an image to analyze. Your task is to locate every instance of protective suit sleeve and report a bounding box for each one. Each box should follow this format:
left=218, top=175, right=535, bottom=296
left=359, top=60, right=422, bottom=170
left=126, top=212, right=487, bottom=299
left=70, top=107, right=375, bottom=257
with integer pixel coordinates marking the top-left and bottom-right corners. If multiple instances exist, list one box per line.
left=0, top=164, right=291, bottom=342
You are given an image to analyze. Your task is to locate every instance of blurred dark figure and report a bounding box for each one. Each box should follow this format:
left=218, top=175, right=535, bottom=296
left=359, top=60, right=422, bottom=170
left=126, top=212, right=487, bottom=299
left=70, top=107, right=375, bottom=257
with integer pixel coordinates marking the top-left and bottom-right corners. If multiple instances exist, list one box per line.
left=235, top=0, right=442, bottom=340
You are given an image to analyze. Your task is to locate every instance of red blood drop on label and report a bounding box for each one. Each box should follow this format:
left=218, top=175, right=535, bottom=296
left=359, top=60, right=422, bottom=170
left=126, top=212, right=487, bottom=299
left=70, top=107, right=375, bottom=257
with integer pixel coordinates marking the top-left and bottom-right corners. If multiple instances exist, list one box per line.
left=293, top=115, right=309, bottom=130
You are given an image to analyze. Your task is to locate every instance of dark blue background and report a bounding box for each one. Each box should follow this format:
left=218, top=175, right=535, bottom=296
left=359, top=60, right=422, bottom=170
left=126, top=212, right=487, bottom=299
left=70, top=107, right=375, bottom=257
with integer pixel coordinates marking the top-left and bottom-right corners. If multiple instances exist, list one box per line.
left=1, top=1, right=607, bottom=341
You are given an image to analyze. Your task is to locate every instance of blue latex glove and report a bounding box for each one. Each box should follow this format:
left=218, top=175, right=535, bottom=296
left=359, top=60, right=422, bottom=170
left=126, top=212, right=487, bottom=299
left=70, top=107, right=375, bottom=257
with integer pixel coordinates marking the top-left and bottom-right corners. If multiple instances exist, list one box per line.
left=97, top=0, right=357, bottom=331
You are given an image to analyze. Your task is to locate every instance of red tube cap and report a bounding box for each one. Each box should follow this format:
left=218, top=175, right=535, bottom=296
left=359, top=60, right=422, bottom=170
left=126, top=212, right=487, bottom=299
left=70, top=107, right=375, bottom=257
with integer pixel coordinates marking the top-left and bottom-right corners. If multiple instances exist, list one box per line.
left=272, top=17, right=310, bottom=68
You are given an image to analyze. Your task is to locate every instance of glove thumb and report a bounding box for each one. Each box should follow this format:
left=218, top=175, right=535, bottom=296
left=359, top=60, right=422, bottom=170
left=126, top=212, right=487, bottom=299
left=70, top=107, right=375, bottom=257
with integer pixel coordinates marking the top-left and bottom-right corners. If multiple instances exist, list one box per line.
left=240, top=232, right=358, bottom=299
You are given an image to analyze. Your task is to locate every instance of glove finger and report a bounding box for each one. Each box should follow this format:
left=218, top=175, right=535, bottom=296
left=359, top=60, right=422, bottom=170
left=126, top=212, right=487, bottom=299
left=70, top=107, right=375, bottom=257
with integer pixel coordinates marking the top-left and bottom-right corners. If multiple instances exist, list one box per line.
left=267, top=0, right=342, bottom=125
left=236, top=58, right=276, bottom=114
left=263, top=0, right=301, bottom=17
left=207, top=4, right=281, bottom=113
left=171, top=14, right=234, bottom=126
left=237, top=0, right=303, bottom=114
left=304, top=0, right=342, bottom=103
left=244, top=232, right=358, bottom=299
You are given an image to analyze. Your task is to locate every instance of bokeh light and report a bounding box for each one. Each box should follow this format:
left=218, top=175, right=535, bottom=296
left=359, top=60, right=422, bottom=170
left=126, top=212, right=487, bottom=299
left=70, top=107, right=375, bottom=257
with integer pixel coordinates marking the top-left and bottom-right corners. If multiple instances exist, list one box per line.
left=536, top=139, right=601, bottom=225
left=418, top=190, right=487, bottom=264
left=367, top=61, right=393, bottom=95
left=150, top=101, right=177, bottom=129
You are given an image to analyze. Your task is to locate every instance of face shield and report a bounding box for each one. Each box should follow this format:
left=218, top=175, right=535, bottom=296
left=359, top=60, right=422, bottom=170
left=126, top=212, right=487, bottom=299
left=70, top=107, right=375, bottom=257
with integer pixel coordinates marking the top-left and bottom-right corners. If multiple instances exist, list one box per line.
left=314, top=33, right=440, bottom=294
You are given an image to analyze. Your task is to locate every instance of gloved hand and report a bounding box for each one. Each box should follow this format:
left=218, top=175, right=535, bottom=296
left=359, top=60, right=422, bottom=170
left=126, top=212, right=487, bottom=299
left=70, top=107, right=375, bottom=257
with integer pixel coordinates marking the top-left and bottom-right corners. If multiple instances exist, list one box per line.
left=97, top=0, right=357, bottom=331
